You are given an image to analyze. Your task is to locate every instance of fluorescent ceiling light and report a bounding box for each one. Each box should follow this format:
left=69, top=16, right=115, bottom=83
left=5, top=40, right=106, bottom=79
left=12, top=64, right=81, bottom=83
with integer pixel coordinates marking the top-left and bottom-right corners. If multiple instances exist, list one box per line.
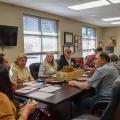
left=109, top=0, right=120, bottom=3
left=90, top=14, right=96, bottom=16
left=68, top=0, right=110, bottom=10
left=102, top=17, right=120, bottom=21
left=111, top=22, right=120, bottom=24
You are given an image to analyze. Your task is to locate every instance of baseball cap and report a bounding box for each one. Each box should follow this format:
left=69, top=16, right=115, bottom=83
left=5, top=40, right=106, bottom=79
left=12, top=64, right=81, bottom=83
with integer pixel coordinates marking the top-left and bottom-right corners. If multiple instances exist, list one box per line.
left=65, top=48, right=72, bottom=53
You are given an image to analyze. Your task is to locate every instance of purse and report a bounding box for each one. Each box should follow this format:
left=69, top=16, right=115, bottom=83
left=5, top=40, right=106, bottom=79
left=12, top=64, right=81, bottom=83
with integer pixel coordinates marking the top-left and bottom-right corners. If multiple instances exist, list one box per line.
left=28, top=108, right=54, bottom=120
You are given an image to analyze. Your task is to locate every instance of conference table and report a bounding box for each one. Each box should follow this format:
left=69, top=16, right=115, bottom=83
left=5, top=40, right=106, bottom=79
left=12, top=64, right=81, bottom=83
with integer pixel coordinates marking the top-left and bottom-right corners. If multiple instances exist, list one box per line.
left=15, top=79, right=83, bottom=120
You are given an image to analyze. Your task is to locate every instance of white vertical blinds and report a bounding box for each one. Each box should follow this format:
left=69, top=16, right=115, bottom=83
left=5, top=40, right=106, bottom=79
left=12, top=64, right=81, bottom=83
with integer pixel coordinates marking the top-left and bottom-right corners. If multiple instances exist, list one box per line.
left=23, top=15, right=58, bottom=54
left=23, top=15, right=59, bottom=65
left=82, top=27, right=96, bottom=58
left=23, top=16, right=40, bottom=34
left=41, top=18, right=58, bottom=36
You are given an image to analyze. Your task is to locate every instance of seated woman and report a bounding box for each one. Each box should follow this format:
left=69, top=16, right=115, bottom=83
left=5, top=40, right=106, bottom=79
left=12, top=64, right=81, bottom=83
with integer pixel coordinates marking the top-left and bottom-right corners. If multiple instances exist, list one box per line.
left=9, top=53, right=34, bottom=87
left=0, top=64, right=38, bottom=120
left=38, top=52, right=57, bottom=76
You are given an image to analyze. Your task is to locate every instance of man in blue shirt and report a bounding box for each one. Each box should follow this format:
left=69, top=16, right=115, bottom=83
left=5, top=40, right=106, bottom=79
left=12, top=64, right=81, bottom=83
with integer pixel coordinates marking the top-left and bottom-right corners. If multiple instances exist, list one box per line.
left=69, top=52, right=119, bottom=112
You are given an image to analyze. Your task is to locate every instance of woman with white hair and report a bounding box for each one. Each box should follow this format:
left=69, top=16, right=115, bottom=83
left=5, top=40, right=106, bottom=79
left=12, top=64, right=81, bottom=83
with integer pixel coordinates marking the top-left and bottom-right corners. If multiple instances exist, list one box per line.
left=9, top=53, right=34, bottom=87
left=38, top=52, right=57, bottom=77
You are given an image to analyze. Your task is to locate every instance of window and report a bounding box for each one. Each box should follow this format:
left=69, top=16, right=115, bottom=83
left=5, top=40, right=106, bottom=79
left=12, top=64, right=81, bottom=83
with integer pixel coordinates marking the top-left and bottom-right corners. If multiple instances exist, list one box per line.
left=23, top=15, right=59, bottom=67
left=82, top=27, right=96, bottom=58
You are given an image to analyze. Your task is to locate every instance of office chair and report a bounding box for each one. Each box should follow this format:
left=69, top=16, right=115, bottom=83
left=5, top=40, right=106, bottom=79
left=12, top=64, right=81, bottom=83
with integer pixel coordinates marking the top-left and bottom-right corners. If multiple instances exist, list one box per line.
left=29, top=62, right=41, bottom=79
left=112, top=62, right=120, bottom=75
left=72, top=75, right=120, bottom=120
left=109, top=54, right=118, bottom=62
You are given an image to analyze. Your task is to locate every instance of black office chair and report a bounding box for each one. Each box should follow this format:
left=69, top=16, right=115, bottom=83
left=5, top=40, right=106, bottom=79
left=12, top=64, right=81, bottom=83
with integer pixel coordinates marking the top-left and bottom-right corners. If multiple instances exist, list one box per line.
left=72, top=75, right=120, bottom=120
left=109, top=54, right=118, bottom=62
left=113, top=62, right=120, bottom=75
left=29, top=62, right=41, bottom=79
left=55, top=59, right=60, bottom=70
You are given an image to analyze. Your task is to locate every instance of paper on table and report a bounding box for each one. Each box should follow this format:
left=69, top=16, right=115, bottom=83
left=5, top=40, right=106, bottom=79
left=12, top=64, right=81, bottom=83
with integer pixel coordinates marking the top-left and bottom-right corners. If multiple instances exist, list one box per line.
left=39, top=75, right=50, bottom=78
left=51, top=74, right=56, bottom=77
left=16, top=86, right=38, bottom=93
left=28, top=91, right=54, bottom=99
left=39, top=86, right=61, bottom=93
left=23, top=81, right=43, bottom=87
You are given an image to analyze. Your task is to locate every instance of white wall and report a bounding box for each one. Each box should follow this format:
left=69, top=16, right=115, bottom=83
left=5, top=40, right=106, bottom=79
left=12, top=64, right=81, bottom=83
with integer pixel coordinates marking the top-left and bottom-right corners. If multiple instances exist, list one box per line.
left=0, top=2, right=102, bottom=63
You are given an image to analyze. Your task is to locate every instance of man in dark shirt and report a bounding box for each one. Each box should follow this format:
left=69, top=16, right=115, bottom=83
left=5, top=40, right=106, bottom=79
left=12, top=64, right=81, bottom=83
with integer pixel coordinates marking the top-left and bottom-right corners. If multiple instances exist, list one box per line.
left=58, top=48, right=75, bottom=70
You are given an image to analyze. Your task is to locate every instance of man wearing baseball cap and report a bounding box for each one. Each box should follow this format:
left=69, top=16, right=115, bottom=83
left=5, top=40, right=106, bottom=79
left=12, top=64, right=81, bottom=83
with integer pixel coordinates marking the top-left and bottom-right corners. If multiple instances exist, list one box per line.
left=58, top=48, right=76, bottom=70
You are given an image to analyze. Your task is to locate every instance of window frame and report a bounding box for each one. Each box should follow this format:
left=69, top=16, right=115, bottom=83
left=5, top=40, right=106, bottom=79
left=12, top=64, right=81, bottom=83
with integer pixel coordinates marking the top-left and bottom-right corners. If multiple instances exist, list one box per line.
left=23, top=14, right=59, bottom=66
left=82, top=26, right=96, bottom=58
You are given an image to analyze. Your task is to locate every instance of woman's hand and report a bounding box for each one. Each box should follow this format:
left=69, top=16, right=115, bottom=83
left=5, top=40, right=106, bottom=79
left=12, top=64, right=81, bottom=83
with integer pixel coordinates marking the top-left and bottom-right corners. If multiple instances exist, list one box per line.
left=21, top=99, right=38, bottom=119
left=11, top=83, right=17, bottom=92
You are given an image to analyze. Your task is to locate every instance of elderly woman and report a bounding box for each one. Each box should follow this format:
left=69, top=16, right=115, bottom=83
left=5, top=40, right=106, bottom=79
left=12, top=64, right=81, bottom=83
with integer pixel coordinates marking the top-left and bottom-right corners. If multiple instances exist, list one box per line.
left=10, top=53, right=34, bottom=87
left=38, top=52, right=57, bottom=76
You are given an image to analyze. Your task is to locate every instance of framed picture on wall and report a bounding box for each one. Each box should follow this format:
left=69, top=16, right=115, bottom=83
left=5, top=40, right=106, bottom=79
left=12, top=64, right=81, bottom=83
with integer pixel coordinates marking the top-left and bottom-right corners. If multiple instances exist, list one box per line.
left=64, top=32, right=73, bottom=45
left=74, top=35, right=82, bottom=52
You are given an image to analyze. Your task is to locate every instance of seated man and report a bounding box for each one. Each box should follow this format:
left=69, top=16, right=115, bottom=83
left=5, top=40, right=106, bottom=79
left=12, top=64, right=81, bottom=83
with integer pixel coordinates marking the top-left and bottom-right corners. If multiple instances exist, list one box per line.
left=84, top=47, right=103, bottom=70
left=58, top=48, right=76, bottom=70
left=69, top=52, right=119, bottom=113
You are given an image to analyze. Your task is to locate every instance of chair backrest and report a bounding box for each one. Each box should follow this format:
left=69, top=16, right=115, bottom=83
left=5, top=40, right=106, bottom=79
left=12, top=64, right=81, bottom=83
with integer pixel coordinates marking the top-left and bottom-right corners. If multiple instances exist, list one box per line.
left=55, top=59, right=60, bottom=70
left=101, top=76, right=120, bottom=120
left=109, top=54, right=118, bottom=62
left=113, top=62, right=120, bottom=75
left=55, top=59, right=60, bottom=65
left=29, top=63, right=41, bottom=79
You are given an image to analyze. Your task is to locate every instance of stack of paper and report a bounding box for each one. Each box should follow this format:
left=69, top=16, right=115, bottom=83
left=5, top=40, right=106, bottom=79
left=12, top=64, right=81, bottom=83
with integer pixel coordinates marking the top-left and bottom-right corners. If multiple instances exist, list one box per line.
left=16, top=86, right=38, bottom=94
left=39, top=86, right=61, bottom=93
left=23, top=81, right=43, bottom=87
left=16, top=85, right=61, bottom=99
left=28, top=91, right=54, bottom=99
